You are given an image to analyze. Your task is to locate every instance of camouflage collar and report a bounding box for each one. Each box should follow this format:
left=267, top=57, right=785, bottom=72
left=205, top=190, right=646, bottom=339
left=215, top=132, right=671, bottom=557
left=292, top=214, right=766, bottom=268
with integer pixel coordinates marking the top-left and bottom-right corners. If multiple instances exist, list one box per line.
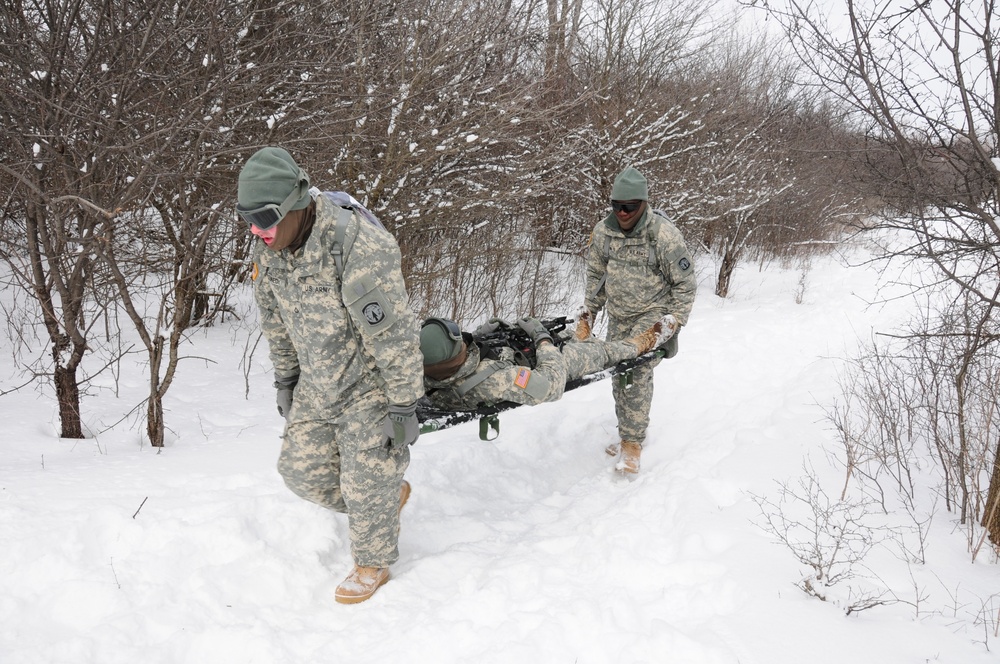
left=257, top=196, right=330, bottom=278
left=425, top=341, right=481, bottom=388
left=603, top=207, right=648, bottom=237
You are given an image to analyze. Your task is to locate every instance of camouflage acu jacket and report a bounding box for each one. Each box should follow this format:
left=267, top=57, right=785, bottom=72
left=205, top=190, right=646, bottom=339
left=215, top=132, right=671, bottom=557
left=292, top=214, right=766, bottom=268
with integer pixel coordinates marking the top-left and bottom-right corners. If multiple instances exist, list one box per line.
left=422, top=335, right=641, bottom=411
left=584, top=209, right=697, bottom=325
left=253, top=192, right=424, bottom=415
left=424, top=341, right=567, bottom=411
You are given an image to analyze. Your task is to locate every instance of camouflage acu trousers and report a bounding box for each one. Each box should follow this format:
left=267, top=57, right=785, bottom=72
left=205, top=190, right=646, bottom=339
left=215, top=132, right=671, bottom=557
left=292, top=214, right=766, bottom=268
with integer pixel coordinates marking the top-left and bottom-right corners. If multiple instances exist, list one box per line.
left=607, top=311, right=664, bottom=444
left=560, top=338, right=637, bottom=381
left=278, top=389, right=409, bottom=567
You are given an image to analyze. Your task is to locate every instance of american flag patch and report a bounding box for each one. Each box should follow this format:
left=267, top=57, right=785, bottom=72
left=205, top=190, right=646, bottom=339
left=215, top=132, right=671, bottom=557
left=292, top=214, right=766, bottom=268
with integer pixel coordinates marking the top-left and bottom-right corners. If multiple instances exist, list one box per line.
left=514, top=368, right=531, bottom=389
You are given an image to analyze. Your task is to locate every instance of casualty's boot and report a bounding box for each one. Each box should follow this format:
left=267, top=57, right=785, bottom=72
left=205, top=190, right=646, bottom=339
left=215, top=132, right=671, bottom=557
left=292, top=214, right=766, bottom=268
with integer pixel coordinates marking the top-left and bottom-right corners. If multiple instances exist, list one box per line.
left=575, top=309, right=592, bottom=341
left=656, top=314, right=679, bottom=347
left=617, top=440, right=642, bottom=475
left=627, top=321, right=664, bottom=354
left=627, top=314, right=678, bottom=355
left=335, top=565, right=390, bottom=604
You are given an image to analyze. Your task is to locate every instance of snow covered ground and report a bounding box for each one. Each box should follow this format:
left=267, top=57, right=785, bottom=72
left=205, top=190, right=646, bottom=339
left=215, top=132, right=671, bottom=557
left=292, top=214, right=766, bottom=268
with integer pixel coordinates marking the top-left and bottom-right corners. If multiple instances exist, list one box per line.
left=2, top=237, right=998, bottom=663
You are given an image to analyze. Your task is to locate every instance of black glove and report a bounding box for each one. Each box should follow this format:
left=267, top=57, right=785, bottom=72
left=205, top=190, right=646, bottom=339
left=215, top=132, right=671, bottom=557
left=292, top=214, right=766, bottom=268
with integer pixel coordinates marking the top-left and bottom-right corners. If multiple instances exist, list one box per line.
left=273, top=372, right=299, bottom=420
left=516, top=316, right=553, bottom=346
left=383, top=401, right=420, bottom=451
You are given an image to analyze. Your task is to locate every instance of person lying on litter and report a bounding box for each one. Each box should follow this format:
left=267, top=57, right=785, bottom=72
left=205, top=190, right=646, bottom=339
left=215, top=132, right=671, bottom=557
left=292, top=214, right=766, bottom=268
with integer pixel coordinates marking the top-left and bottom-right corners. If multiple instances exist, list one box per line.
left=419, top=315, right=675, bottom=412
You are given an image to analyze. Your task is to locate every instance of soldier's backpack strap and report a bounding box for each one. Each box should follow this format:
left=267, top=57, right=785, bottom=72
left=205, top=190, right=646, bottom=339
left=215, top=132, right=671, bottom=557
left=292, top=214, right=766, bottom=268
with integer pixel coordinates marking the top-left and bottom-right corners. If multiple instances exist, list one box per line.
left=592, top=232, right=611, bottom=298
left=322, top=190, right=386, bottom=280
left=646, top=213, right=662, bottom=272
left=331, top=205, right=353, bottom=279
left=451, top=361, right=507, bottom=398
left=595, top=212, right=663, bottom=293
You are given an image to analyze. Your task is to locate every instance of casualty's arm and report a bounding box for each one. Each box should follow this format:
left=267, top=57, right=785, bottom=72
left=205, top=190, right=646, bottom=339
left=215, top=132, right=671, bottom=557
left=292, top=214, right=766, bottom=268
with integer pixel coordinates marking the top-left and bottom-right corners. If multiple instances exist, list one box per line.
left=487, top=342, right=567, bottom=407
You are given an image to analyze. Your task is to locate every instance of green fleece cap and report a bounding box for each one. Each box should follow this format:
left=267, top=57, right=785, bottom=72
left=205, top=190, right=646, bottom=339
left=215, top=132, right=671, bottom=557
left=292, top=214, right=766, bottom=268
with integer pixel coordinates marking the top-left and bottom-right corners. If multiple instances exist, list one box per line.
left=610, top=167, right=649, bottom=201
left=237, top=147, right=311, bottom=211
left=420, top=318, right=463, bottom=365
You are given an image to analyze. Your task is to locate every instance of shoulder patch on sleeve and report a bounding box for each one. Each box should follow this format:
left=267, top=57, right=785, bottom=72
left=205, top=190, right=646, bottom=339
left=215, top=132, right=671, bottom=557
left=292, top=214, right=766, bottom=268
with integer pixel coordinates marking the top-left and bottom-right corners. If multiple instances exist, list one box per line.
left=361, top=301, right=386, bottom=325
left=514, top=367, right=531, bottom=389
left=343, top=274, right=398, bottom=333
left=516, top=367, right=551, bottom=401
left=664, top=244, right=693, bottom=273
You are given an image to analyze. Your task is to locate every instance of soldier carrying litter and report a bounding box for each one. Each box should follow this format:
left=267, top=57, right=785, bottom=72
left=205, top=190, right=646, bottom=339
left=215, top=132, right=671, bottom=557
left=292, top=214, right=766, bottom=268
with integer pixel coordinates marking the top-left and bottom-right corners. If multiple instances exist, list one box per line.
left=579, top=166, right=697, bottom=475
left=239, top=147, right=423, bottom=605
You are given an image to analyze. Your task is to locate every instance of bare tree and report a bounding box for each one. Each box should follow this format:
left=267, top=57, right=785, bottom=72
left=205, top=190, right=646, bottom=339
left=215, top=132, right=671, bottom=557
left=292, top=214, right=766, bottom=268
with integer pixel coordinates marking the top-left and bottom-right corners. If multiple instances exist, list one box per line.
left=286, top=0, right=588, bottom=321
left=547, top=2, right=855, bottom=297
left=0, top=0, right=140, bottom=438
left=100, top=0, right=361, bottom=447
left=675, top=30, right=861, bottom=296
left=0, top=0, right=349, bottom=445
left=543, top=0, right=585, bottom=83
left=755, top=0, right=1000, bottom=546
left=529, top=0, right=719, bottom=255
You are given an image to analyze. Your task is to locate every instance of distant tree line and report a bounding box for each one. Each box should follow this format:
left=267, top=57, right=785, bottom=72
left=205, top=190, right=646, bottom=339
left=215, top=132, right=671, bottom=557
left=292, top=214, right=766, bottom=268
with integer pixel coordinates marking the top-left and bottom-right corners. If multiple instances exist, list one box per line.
left=1, top=0, right=889, bottom=445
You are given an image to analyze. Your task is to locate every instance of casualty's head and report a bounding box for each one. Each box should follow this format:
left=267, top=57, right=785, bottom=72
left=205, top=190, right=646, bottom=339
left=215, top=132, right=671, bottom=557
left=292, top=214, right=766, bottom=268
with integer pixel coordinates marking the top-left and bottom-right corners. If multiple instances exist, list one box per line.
left=420, top=317, right=468, bottom=381
left=609, top=166, right=648, bottom=232
left=237, top=147, right=312, bottom=251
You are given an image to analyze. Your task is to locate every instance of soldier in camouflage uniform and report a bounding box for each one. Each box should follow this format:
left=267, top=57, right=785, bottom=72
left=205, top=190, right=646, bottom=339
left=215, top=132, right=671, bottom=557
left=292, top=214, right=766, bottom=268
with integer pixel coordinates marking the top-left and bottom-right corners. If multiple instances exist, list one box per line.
left=419, top=316, right=672, bottom=411
left=238, top=147, right=424, bottom=604
left=579, top=166, right=697, bottom=475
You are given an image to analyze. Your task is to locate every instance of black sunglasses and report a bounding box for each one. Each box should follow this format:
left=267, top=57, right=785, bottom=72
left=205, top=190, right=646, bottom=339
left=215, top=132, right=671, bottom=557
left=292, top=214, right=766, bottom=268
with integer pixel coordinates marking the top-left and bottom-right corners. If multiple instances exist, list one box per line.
left=237, top=172, right=308, bottom=231
left=611, top=200, right=642, bottom=214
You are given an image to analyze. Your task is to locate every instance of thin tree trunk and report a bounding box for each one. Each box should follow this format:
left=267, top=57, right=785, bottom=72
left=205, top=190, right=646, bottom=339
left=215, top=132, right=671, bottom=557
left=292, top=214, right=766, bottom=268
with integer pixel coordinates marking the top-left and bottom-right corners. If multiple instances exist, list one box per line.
left=53, top=360, right=84, bottom=439
left=983, top=438, right=1000, bottom=547
left=147, top=336, right=165, bottom=447
left=716, top=244, right=739, bottom=298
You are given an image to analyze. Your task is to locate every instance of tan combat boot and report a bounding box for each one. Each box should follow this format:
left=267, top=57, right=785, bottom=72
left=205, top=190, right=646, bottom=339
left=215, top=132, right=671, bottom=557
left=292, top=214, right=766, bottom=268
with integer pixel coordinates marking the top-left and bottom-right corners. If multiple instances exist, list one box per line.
left=335, top=480, right=410, bottom=605
left=399, top=479, right=411, bottom=513
left=627, top=314, right=678, bottom=354
left=335, top=565, right=390, bottom=604
left=396, top=479, right=411, bottom=535
left=627, top=321, right=663, bottom=354
left=617, top=440, right=642, bottom=475
left=391, top=479, right=412, bottom=571
left=575, top=309, right=592, bottom=341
